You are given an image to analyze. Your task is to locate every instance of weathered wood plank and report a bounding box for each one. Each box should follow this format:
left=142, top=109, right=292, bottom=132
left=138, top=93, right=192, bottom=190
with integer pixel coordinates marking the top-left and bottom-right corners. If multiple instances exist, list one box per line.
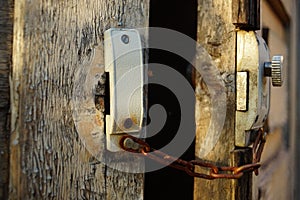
left=195, top=0, right=243, bottom=199
left=232, top=0, right=260, bottom=30
left=10, top=0, right=148, bottom=199
left=0, top=0, right=13, bottom=199
left=231, top=149, right=252, bottom=200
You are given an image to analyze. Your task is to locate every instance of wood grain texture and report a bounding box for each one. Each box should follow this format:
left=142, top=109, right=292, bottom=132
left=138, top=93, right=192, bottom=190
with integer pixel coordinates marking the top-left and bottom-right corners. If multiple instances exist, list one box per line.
left=10, top=0, right=148, bottom=199
left=194, top=0, right=245, bottom=199
left=232, top=0, right=260, bottom=30
left=231, top=149, right=252, bottom=200
left=0, top=0, right=13, bottom=198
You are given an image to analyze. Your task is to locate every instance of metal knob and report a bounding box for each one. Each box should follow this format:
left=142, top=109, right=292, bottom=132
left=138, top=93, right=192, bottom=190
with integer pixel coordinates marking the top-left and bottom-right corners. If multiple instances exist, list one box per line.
left=264, top=55, right=284, bottom=87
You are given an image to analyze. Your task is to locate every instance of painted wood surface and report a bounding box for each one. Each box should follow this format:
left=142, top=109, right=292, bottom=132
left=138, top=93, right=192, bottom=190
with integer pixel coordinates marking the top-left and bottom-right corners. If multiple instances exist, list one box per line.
left=9, top=0, right=148, bottom=199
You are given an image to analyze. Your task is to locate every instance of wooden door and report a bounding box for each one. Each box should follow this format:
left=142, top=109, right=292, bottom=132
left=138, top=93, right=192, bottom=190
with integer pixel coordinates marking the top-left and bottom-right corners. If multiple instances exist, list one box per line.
left=195, top=0, right=261, bottom=199
left=1, top=0, right=281, bottom=199
left=4, top=0, right=149, bottom=199
left=0, top=0, right=13, bottom=198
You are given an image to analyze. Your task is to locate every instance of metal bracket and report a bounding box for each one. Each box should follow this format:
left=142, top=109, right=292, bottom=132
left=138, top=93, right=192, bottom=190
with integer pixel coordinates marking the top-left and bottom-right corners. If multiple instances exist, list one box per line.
left=104, top=28, right=144, bottom=152
left=235, top=31, right=270, bottom=147
left=235, top=30, right=284, bottom=147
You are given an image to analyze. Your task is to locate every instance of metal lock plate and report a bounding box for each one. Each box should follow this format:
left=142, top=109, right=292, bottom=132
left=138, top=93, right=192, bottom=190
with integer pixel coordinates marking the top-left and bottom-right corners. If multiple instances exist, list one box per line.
left=235, top=30, right=270, bottom=147
left=104, top=28, right=144, bottom=152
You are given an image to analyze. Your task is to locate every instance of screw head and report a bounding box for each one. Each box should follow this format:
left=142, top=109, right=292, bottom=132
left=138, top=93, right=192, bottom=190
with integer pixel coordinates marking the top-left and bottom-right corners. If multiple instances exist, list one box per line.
left=121, top=34, right=129, bottom=44
left=123, top=118, right=133, bottom=129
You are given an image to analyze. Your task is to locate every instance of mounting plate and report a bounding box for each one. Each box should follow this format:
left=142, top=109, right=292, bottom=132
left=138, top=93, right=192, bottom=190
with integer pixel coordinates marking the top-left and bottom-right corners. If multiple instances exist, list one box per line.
left=235, top=31, right=270, bottom=147
left=104, top=28, right=144, bottom=152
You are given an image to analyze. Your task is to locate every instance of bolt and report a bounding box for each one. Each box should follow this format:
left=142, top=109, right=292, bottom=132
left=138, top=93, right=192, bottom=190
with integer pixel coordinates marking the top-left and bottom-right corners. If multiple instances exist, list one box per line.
left=121, top=34, right=129, bottom=44
left=264, top=62, right=272, bottom=77
left=123, top=118, right=133, bottom=129
left=123, top=138, right=139, bottom=150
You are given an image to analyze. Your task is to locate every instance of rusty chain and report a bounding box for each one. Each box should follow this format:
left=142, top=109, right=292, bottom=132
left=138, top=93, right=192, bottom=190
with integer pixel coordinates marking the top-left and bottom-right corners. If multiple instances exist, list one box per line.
left=119, top=128, right=266, bottom=179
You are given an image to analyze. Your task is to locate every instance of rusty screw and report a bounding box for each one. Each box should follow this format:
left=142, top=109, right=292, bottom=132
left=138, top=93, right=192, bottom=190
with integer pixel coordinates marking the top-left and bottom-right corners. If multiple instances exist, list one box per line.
left=123, top=138, right=140, bottom=151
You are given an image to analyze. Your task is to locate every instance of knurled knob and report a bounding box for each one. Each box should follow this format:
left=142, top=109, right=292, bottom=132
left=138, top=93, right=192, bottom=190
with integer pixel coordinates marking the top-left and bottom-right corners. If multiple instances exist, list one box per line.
left=271, top=55, right=284, bottom=87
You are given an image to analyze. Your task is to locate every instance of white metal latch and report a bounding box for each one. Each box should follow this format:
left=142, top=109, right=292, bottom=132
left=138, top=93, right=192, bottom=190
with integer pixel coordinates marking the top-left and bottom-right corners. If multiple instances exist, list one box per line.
left=104, top=28, right=144, bottom=152
left=235, top=30, right=284, bottom=147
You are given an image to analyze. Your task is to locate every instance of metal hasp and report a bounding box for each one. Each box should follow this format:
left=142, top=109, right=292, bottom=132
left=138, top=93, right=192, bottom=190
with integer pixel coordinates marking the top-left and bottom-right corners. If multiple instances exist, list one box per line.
left=235, top=30, right=284, bottom=147
left=104, top=28, right=144, bottom=152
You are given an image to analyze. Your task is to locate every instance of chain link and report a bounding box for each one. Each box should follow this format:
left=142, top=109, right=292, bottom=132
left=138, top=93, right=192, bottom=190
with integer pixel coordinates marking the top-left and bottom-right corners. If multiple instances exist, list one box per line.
left=119, top=128, right=266, bottom=179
